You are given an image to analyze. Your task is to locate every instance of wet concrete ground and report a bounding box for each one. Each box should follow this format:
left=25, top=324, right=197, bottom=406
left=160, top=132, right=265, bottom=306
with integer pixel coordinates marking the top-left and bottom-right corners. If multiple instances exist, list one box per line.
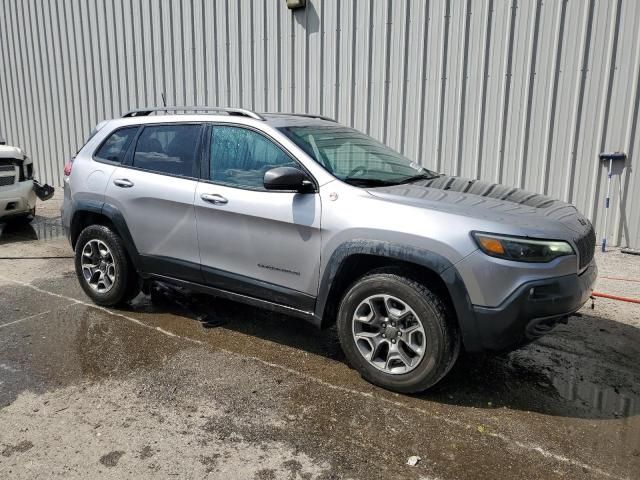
left=1, top=206, right=639, bottom=479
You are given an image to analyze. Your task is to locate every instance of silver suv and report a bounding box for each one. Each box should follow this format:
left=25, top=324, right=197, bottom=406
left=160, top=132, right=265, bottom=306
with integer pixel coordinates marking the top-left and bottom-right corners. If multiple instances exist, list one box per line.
left=61, top=107, right=597, bottom=393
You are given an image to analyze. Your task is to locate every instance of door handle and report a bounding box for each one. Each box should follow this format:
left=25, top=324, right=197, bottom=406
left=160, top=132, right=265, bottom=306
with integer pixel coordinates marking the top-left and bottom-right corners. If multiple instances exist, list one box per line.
left=200, top=193, right=228, bottom=205
left=113, top=178, right=134, bottom=188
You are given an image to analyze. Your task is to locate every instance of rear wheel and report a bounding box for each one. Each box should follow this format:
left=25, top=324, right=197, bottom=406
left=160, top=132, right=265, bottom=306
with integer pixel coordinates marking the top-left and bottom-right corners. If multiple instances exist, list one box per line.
left=337, top=269, right=460, bottom=393
left=74, top=225, right=139, bottom=306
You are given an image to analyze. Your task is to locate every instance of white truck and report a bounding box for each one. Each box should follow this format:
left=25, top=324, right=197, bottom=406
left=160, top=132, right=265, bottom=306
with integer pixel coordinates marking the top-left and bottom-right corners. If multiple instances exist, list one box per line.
left=0, top=136, right=37, bottom=223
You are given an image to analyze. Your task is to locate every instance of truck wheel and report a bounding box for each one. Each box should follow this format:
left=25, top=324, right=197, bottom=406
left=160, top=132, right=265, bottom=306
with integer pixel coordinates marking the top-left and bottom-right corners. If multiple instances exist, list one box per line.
left=336, top=269, right=460, bottom=393
left=74, top=225, right=139, bottom=306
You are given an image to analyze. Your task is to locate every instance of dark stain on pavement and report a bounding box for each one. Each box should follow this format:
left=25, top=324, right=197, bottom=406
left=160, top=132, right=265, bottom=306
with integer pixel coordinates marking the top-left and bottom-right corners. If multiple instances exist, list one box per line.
left=1, top=440, right=33, bottom=457
left=99, top=450, right=125, bottom=467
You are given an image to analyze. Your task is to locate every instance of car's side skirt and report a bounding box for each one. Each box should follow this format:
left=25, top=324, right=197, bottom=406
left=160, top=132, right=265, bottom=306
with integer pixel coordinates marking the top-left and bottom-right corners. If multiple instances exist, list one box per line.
left=148, top=273, right=316, bottom=321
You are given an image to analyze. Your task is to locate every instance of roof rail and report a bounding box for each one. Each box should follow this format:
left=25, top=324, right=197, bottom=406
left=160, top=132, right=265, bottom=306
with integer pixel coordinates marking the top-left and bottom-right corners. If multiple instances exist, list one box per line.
left=122, top=106, right=265, bottom=121
left=265, top=112, right=337, bottom=122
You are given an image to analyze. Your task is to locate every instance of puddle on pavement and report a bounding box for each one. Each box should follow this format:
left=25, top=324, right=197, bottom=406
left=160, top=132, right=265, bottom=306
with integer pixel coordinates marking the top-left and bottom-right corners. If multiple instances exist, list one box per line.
left=0, top=216, right=66, bottom=244
left=0, top=289, right=188, bottom=407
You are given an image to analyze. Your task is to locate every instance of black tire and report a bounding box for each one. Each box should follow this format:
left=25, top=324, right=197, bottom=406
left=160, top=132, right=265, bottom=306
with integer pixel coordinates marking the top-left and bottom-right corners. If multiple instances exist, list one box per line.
left=74, top=224, right=140, bottom=306
left=336, top=269, right=460, bottom=393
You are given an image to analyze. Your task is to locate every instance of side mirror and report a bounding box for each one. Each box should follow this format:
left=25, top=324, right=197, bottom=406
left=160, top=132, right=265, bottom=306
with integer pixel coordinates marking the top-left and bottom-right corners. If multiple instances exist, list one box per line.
left=264, top=166, right=315, bottom=192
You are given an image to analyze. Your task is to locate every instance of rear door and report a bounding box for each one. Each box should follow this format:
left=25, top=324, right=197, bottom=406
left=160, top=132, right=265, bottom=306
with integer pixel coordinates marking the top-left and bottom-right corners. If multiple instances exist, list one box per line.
left=194, top=124, right=321, bottom=310
left=103, top=123, right=204, bottom=282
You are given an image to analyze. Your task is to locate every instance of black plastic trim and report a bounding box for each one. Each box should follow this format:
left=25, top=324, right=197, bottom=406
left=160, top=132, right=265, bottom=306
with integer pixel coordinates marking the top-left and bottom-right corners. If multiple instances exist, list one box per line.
left=140, top=254, right=315, bottom=313
left=149, top=274, right=314, bottom=320
left=472, top=262, right=597, bottom=351
left=100, top=203, right=143, bottom=272
left=69, top=200, right=142, bottom=272
left=314, top=240, right=479, bottom=347
left=139, top=255, right=204, bottom=284
left=201, top=264, right=316, bottom=312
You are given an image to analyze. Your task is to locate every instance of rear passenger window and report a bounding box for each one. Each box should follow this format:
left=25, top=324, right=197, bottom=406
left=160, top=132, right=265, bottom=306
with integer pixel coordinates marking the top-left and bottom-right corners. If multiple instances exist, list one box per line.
left=132, top=124, right=201, bottom=177
left=94, top=127, right=138, bottom=163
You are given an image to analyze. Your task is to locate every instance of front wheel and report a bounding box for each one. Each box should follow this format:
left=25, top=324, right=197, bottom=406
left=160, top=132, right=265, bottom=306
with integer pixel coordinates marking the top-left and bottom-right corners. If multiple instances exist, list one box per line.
left=74, top=225, right=139, bottom=306
left=337, top=270, right=460, bottom=393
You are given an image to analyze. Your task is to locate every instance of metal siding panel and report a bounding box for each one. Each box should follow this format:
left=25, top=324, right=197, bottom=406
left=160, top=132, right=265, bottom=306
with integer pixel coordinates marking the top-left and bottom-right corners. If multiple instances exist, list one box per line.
left=306, top=0, right=323, bottom=115
left=367, top=0, right=388, bottom=141
left=571, top=0, right=612, bottom=222
left=238, top=0, right=253, bottom=109
left=606, top=0, right=640, bottom=245
left=1, top=0, right=639, bottom=248
left=321, top=0, right=339, bottom=119
left=252, top=0, right=267, bottom=111
left=202, top=0, right=216, bottom=106
left=479, top=0, right=509, bottom=183
left=422, top=0, right=443, bottom=164
left=386, top=0, right=408, bottom=153
left=279, top=2, right=295, bottom=112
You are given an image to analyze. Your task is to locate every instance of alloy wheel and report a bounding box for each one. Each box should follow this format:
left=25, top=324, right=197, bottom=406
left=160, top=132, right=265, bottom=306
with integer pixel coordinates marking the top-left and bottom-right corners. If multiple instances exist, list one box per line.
left=352, top=294, right=426, bottom=374
left=81, top=239, right=117, bottom=293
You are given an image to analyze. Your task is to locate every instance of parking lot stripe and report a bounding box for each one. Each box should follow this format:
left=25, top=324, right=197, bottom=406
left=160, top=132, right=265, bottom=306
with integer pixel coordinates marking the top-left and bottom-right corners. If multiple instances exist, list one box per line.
left=0, top=274, right=623, bottom=480
left=0, top=310, right=53, bottom=329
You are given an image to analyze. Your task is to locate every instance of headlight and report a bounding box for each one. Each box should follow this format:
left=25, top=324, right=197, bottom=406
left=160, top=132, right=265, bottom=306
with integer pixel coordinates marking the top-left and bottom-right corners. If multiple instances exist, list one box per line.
left=472, top=232, right=574, bottom=263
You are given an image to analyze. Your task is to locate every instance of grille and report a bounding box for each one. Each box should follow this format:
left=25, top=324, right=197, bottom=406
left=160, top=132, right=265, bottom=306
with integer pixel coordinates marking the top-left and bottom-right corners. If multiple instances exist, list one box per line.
left=0, top=165, right=15, bottom=172
left=575, top=224, right=596, bottom=270
left=0, top=175, right=15, bottom=186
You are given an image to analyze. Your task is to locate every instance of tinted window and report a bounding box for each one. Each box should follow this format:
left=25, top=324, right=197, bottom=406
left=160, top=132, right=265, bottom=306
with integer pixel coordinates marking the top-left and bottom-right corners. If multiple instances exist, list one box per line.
left=133, top=124, right=201, bottom=177
left=210, top=126, right=295, bottom=189
left=94, top=127, right=138, bottom=163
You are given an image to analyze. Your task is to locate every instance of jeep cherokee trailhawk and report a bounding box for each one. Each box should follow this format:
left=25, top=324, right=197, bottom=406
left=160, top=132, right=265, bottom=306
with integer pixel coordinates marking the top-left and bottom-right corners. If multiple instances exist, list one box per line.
left=62, top=107, right=597, bottom=393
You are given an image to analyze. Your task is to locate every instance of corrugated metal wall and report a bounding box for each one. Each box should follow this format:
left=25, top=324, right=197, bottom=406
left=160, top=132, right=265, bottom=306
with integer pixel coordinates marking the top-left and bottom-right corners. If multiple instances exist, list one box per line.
left=1, top=0, right=639, bottom=248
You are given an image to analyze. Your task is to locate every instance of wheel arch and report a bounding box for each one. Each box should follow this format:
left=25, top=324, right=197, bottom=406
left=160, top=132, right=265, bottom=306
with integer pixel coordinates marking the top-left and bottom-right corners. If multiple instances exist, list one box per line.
left=70, top=201, right=141, bottom=272
left=314, top=240, right=481, bottom=350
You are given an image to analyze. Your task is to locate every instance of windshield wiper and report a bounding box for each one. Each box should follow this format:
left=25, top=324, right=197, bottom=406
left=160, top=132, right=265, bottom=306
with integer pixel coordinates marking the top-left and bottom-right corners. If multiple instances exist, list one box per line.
left=343, top=177, right=397, bottom=187
left=395, top=172, right=441, bottom=185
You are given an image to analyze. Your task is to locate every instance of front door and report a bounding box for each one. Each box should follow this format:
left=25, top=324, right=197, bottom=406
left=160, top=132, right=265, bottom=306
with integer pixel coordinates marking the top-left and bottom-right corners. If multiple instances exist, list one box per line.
left=103, top=123, right=203, bottom=282
left=194, top=124, right=321, bottom=311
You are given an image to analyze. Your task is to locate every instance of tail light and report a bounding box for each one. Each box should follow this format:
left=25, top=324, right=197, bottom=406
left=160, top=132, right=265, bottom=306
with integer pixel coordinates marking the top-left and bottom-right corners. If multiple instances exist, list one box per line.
left=63, top=159, right=73, bottom=176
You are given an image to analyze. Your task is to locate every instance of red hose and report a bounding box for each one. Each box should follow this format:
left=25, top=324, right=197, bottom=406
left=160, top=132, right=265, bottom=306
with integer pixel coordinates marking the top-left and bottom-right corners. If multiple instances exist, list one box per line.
left=593, top=292, right=640, bottom=304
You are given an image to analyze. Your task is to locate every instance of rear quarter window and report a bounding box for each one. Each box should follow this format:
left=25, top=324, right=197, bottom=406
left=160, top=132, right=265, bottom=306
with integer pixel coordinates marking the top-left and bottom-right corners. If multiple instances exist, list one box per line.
left=94, top=127, right=139, bottom=164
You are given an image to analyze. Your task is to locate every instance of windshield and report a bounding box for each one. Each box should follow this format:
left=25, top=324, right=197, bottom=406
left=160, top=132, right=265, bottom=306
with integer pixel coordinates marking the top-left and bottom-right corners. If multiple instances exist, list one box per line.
left=278, top=125, right=439, bottom=187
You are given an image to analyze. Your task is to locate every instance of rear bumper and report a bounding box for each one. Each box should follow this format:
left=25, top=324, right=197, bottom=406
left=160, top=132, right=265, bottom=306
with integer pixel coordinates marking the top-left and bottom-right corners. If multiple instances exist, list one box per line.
left=0, top=180, right=36, bottom=219
left=468, top=260, right=597, bottom=352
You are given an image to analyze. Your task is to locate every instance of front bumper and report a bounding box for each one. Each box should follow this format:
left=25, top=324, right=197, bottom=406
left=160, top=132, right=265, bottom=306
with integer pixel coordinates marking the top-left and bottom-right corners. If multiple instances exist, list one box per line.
left=469, top=260, right=597, bottom=352
left=0, top=180, right=36, bottom=219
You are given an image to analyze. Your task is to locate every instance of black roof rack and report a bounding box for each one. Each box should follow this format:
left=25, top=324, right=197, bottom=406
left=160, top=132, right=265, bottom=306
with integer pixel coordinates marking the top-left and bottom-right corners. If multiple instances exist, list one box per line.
left=122, top=106, right=264, bottom=121
left=264, top=112, right=337, bottom=122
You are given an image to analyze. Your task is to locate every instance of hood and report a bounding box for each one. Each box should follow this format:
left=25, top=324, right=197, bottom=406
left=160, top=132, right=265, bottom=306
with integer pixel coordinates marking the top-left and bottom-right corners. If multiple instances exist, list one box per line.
left=367, top=175, right=592, bottom=236
left=0, top=145, right=27, bottom=165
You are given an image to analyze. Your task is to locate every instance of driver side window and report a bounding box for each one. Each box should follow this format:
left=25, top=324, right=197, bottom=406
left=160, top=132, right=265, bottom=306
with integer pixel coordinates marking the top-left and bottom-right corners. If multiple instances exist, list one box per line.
left=210, top=126, right=295, bottom=189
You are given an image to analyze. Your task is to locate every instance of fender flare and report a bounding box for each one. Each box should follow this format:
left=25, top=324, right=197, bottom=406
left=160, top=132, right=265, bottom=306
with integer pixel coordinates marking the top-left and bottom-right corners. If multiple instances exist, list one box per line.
left=314, top=240, right=481, bottom=350
left=71, top=200, right=142, bottom=272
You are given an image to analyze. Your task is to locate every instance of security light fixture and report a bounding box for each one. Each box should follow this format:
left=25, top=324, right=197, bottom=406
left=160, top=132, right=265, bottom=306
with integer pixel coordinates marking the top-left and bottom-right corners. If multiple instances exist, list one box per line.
left=286, top=0, right=306, bottom=10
